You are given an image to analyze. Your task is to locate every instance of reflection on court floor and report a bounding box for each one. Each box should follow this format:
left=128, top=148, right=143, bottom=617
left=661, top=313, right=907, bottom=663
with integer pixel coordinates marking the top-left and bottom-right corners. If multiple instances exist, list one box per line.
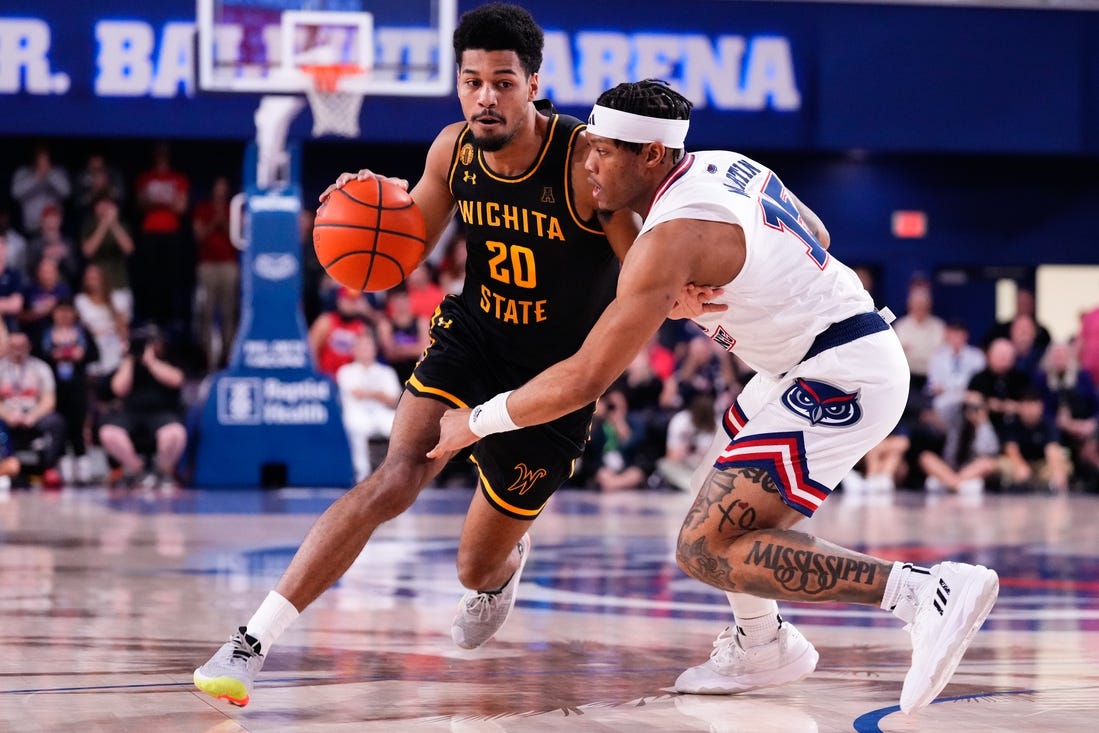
left=1, top=486, right=1097, bottom=732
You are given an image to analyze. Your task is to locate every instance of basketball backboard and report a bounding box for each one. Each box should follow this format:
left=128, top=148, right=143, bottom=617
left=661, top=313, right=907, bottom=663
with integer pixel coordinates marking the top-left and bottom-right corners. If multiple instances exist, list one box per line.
left=196, top=0, right=456, bottom=97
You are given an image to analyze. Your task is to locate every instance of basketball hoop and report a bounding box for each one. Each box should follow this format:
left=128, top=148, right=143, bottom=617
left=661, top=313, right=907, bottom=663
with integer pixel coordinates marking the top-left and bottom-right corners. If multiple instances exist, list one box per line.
left=301, top=63, right=366, bottom=138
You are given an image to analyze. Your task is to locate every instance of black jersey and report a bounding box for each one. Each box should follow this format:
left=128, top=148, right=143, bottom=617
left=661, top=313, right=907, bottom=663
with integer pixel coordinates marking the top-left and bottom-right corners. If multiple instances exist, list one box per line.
left=448, top=109, right=619, bottom=369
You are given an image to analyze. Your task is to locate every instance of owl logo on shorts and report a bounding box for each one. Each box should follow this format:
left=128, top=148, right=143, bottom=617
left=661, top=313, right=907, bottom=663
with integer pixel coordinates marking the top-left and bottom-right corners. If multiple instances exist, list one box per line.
left=781, top=378, right=862, bottom=427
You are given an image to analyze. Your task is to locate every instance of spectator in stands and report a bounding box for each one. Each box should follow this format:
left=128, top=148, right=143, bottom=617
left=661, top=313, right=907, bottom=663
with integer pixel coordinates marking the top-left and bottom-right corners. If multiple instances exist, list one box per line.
left=28, top=205, right=80, bottom=288
left=308, top=287, right=372, bottom=378
left=584, top=387, right=658, bottom=492
left=76, top=153, right=127, bottom=227
left=1078, top=302, right=1099, bottom=386
left=842, top=431, right=911, bottom=498
left=610, top=346, right=681, bottom=483
left=98, top=325, right=186, bottom=489
left=919, top=393, right=1000, bottom=495
left=74, top=263, right=130, bottom=391
left=1002, top=389, right=1071, bottom=493
left=404, top=263, right=446, bottom=320
left=657, top=392, right=717, bottom=491
left=192, top=176, right=240, bottom=371
left=676, top=334, right=735, bottom=407
left=81, top=193, right=135, bottom=317
left=983, top=286, right=1052, bottom=356
left=19, top=257, right=72, bottom=356
left=438, top=230, right=467, bottom=295
left=968, top=338, right=1030, bottom=442
left=10, top=144, right=71, bottom=237
left=336, top=331, right=402, bottom=482
left=0, top=331, right=66, bottom=487
left=0, top=209, right=29, bottom=278
left=41, top=299, right=96, bottom=485
left=376, top=287, right=429, bottom=383
left=893, top=278, right=945, bottom=393
left=0, top=234, right=27, bottom=333
left=926, top=319, right=987, bottom=432
left=1035, top=340, right=1098, bottom=490
left=1008, top=314, right=1046, bottom=378
left=132, top=142, right=191, bottom=331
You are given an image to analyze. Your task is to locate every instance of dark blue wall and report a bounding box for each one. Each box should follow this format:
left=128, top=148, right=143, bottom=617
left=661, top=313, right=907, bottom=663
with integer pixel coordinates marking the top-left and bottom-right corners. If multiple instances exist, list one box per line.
left=2, top=1, right=1099, bottom=154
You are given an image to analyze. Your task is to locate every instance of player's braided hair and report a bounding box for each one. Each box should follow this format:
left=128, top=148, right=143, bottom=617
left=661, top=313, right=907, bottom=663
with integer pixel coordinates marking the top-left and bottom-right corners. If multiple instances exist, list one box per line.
left=453, top=3, right=544, bottom=77
left=594, top=79, right=693, bottom=157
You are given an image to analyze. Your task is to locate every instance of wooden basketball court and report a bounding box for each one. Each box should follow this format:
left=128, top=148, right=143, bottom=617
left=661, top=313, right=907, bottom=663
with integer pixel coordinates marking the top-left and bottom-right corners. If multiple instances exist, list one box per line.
left=1, top=485, right=1096, bottom=731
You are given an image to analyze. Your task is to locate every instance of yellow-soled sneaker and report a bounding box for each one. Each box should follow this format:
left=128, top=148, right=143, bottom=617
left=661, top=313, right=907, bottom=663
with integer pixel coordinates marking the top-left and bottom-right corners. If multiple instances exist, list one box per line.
left=193, top=627, right=265, bottom=707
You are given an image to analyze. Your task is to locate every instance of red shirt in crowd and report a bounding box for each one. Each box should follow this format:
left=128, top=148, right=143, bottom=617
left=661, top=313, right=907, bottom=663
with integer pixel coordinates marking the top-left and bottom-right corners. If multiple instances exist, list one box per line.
left=135, top=169, right=189, bottom=234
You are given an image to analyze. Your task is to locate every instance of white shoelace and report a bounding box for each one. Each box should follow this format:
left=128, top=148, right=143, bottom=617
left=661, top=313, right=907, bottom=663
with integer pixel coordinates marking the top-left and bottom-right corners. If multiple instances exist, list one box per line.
left=462, top=592, right=499, bottom=621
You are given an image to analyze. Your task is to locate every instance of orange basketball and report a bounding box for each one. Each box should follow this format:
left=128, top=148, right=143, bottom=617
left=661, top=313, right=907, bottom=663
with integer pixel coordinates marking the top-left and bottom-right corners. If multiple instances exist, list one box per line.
left=313, top=177, right=427, bottom=292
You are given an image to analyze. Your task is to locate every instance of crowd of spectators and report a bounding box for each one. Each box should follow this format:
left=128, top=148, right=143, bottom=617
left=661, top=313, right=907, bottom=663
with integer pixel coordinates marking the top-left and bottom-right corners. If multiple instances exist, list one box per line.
left=849, top=279, right=1099, bottom=498
left=3, top=141, right=1098, bottom=499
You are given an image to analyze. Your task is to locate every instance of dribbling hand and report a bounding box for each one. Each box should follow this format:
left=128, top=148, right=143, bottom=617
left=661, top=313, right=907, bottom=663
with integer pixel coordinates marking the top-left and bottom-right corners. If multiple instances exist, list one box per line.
left=426, top=408, right=476, bottom=460
left=318, top=169, right=410, bottom=203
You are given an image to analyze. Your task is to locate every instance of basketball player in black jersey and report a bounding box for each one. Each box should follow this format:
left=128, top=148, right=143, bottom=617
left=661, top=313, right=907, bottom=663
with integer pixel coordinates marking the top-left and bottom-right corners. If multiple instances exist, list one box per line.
left=194, top=3, right=717, bottom=707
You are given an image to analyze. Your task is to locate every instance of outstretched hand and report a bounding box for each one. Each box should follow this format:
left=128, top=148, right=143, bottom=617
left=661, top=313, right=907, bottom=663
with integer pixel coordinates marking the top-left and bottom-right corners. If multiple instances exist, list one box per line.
left=318, top=169, right=410, bottom=203
left=669, top=284, right=727, bottom=320
left=427, top=407, right=477, bottom=459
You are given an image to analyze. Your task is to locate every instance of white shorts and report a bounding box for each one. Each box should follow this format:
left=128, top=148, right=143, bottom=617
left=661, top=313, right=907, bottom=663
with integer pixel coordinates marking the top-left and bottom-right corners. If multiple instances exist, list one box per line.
left=695, top=328, right=910, bottom=517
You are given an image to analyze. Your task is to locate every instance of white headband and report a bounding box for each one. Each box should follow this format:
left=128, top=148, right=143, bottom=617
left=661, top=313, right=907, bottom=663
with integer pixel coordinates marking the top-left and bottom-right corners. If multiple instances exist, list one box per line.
left=586, top=105, right=689, bottom=148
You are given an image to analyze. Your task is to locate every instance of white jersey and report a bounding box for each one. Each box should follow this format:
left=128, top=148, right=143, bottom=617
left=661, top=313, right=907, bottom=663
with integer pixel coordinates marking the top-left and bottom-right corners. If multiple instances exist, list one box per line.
left=641, top=150, right=874, bottom=377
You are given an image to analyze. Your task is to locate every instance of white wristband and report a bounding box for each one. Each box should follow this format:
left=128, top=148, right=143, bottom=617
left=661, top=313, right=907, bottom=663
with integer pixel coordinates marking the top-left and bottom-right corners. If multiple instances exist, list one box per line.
left=469, top=391, right=520, bottom=438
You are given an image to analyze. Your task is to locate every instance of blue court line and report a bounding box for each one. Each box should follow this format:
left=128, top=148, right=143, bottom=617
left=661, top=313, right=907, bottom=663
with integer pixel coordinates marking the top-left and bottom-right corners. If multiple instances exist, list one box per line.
left=853, top=689, right=1054, bottom=732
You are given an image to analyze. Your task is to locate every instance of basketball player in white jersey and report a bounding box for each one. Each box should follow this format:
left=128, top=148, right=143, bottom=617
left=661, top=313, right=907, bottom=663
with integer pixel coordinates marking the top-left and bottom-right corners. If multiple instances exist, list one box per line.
left=430, top=79, right=1000, bottom=714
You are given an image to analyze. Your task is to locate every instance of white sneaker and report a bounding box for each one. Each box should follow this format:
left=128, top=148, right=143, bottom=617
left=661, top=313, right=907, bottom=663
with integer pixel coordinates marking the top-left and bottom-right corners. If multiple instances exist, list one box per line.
left=840, top=470, right=866, bottom=496
left=957, top=478, right=984, bottom=495
left=900, top=562, right=999, bottom=714
left=194, top=627, right=266, bottom=707
left=675, top=621, right=819, bottom=694
left=866, top=474, right=895, bottom=493
left=452, top=533, right=531, bottom=649
left=924, top=476, right=947, bottom=493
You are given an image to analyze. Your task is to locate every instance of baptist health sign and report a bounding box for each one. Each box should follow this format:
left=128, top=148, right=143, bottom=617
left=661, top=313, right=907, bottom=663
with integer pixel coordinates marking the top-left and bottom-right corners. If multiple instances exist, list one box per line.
left=217, top=377, right=332, bottom=426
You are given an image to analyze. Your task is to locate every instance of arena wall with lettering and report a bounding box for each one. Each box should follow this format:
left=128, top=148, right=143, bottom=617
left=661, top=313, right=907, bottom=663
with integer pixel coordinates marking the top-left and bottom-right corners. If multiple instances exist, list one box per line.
left=1, top=1, right=1097, bottom=153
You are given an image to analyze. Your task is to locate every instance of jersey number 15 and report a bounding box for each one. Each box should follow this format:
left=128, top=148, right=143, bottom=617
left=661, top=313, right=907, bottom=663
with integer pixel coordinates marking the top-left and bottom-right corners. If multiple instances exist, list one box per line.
left=759, top=175, right=828, bottom=270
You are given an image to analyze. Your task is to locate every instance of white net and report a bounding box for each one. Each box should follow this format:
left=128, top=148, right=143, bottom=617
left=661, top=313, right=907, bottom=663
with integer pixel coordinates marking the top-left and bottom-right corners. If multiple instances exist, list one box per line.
left=303, top=65, right=365, bottom=138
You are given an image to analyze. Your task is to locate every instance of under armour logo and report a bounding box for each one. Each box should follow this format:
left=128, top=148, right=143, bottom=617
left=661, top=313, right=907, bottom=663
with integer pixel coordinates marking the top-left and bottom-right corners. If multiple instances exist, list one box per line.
left=463, top=171, right=476, bottom=185
left=541, top=187, right=555, bottom=203
left=587, top=112, right=595, bottom=125
left=435, top=316, right=453, bottom=329
left=507, top=463, right=548, bottom=495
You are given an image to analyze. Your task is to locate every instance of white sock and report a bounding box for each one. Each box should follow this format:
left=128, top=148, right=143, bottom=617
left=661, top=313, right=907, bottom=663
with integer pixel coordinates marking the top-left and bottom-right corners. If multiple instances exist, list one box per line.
left=245, top=590, right=300, bottom=654
left=881, top=561, right=933, bottom=623
left=727, top=592, right=781, bottom=648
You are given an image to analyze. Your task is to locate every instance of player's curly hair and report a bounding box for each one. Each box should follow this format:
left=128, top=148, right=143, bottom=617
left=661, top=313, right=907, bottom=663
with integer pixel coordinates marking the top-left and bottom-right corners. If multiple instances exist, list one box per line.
left=594, top=79, right=694, bottom=157
left=453, top=3, right=544, bottom=77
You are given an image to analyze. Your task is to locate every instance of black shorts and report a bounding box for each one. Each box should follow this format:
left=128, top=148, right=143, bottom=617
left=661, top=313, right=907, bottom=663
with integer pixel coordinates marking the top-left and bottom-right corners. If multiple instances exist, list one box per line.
left=101, top=410, right=182, bottom=444
left=407, top=295, right=595, bottom=520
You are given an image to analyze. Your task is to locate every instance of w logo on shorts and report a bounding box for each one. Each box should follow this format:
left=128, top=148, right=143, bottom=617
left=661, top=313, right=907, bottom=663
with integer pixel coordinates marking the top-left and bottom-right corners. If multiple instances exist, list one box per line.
left=507, top=463, right=548, bottom=495
left=781, top=378, right=862, bottom=427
